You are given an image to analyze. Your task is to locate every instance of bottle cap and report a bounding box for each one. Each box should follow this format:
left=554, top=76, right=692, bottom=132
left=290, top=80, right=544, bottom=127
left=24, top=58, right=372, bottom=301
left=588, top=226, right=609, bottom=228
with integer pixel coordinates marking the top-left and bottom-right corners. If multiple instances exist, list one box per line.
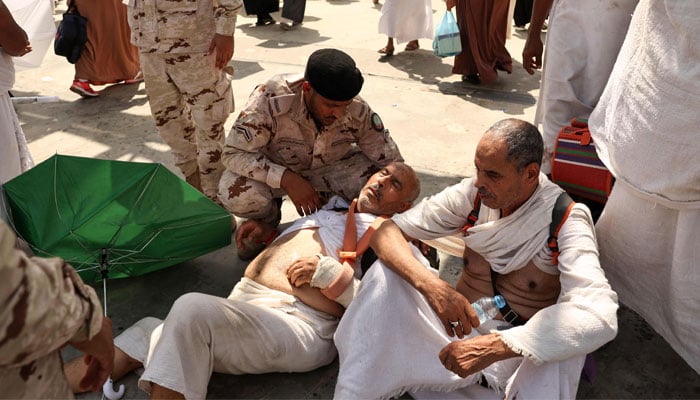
left=494, top=295, right=506, bottom=308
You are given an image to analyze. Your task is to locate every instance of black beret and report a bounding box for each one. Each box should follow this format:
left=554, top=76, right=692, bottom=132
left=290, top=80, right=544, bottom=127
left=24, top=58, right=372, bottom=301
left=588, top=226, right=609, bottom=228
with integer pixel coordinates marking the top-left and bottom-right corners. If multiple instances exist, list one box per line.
left=304, top=49, right=364, bottom=101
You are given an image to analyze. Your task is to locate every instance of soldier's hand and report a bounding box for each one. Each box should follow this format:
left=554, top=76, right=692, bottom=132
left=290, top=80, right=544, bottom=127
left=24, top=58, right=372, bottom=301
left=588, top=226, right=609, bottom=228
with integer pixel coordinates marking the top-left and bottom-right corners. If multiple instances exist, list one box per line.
left=209, top=33, right=234, bottom=69
left=281, top=170, right=322, bottom=216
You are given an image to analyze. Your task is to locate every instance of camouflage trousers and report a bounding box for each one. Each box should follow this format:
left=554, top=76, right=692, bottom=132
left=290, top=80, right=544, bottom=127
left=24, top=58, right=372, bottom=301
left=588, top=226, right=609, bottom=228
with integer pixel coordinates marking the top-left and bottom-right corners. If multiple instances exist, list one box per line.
left=218, top=152, right=379, bottom=224
left=140, top=52, right=234, bottom=200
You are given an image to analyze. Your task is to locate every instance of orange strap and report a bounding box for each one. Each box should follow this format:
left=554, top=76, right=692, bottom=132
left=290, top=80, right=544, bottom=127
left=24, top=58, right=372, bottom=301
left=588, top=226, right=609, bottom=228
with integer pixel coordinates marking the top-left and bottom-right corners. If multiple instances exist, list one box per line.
left=322, top=199, right=388, bottom=300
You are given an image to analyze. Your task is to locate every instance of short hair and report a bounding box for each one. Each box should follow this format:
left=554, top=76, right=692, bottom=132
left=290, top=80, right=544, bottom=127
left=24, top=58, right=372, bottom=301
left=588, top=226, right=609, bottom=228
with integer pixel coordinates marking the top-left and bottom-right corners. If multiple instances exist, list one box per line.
left=393, top=162, right=421, bottom=204
left=486, top=119, right=543, bottom=171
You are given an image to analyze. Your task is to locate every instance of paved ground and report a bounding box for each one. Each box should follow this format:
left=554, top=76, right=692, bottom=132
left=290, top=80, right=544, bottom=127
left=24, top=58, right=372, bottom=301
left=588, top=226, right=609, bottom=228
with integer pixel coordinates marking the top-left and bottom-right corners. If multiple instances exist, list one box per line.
left=10, top=0, right=699, bottom=398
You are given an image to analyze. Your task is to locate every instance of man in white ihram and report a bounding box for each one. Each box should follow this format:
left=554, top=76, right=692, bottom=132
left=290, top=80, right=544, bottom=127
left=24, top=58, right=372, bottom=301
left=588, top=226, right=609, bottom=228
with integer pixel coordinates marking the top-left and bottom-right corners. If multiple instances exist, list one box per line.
left=333, top=118, right=619, bottom=399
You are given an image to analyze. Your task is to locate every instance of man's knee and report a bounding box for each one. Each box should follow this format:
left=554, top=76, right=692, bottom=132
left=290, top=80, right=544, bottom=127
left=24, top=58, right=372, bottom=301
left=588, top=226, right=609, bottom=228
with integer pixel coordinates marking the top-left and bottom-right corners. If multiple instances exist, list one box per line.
left=218, top=172, right=275, bottom=218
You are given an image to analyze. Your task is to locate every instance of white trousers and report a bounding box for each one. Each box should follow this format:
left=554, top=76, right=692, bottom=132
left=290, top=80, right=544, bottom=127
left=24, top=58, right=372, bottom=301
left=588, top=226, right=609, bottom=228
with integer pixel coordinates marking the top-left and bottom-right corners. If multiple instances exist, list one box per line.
left=117, top=278, right=339, bottom=399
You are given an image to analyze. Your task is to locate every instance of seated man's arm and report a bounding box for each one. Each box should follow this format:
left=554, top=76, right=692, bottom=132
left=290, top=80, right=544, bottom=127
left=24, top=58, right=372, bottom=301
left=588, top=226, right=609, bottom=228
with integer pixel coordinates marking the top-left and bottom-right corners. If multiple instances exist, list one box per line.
left=495, top=205, right=619, bottom=364
left=371, top=220, right=476, bottom=337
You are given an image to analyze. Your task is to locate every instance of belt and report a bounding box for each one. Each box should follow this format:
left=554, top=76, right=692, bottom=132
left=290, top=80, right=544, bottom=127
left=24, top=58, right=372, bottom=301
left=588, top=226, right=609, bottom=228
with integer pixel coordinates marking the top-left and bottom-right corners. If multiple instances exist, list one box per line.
left=490, top=268, right=528, bottom=327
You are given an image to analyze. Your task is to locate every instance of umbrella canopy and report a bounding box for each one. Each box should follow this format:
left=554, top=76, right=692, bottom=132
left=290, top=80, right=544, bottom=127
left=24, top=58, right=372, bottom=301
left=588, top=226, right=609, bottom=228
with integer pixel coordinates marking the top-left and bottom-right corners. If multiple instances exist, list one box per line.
left=1, top=154, right=232, bottom=283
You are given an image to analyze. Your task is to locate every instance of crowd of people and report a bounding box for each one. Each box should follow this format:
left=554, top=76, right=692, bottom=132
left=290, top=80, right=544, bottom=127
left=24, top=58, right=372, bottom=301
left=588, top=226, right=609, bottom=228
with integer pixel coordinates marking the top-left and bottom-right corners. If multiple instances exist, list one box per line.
left=1, top=0, right=698, bottom=399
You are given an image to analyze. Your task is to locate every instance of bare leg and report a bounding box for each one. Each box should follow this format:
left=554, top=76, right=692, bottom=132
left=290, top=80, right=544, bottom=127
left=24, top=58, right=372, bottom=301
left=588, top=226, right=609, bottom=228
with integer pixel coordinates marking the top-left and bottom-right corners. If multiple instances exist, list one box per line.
left=379, top=37, right=395, bottom=55
left=150, top=383, right=185, bottom=400
left=64, top=347, right=142, bottom=394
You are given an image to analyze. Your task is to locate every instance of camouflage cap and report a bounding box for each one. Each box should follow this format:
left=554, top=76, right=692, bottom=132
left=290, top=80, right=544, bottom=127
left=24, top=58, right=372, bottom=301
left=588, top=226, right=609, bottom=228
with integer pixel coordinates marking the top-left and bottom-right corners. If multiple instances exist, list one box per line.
left=304, top=48, right=364, bottom=101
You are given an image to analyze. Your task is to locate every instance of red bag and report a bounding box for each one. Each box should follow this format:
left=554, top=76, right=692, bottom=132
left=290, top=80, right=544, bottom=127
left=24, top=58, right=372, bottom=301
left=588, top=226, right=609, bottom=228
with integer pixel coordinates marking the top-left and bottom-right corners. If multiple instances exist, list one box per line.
left=551, top=118, right=613, bottom=204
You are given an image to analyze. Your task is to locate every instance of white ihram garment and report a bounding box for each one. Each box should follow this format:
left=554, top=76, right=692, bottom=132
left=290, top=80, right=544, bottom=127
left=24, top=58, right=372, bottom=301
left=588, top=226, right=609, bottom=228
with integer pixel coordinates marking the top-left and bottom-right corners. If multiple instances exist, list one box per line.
left=378, top=0, right=434, bottom=44
left=589, top=0, right=700, bottom=373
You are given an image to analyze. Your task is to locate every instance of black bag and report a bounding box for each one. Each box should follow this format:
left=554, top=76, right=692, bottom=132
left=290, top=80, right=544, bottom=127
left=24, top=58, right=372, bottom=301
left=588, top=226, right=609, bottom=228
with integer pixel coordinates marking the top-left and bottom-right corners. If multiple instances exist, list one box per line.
left=54, top=4, right=87, bottom=64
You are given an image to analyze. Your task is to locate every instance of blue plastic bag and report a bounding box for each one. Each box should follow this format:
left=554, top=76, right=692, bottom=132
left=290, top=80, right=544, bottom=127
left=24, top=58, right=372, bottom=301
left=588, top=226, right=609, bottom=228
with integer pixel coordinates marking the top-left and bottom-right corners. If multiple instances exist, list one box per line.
left=432, top=10, right=462, bottom=58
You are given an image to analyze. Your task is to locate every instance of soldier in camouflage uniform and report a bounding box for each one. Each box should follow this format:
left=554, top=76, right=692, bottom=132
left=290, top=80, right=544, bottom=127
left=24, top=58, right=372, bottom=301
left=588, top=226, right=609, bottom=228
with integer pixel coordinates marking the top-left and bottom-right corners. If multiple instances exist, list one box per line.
left=126, top=0, right=242, bottom=201
left=219, top=48, right=404, bottom=259
left=0, top=221, right=114, bottom=399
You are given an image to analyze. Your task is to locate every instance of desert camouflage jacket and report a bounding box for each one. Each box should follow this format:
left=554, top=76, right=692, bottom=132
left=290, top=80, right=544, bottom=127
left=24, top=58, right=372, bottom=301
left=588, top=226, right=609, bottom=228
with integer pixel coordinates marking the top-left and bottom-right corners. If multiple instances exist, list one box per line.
left=222, top=74, right=404, bottom=189
left=0, top=221, right=103, bottom=397
left=127, top=0, right=243, bottom=54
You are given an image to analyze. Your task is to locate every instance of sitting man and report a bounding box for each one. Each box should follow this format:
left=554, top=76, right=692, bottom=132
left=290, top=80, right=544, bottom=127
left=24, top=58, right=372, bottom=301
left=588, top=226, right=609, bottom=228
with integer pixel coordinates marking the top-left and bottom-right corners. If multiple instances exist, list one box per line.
left=66, top=162, right=420, bottom=399
left=333, top=119, right=619, bottom=399
left=218, top=48, right=404, bottom=260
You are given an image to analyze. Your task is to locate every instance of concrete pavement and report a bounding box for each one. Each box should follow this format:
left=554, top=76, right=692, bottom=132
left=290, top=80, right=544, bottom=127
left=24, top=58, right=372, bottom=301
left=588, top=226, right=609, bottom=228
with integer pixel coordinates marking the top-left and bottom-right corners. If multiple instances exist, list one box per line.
left=11, top=0, right=699, bottom=398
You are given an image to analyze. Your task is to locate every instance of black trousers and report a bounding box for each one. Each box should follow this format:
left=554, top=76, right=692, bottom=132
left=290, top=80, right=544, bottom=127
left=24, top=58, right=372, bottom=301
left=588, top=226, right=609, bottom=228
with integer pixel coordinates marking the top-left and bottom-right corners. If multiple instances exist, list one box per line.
left=281, top=0, right=305, bottom=23
left=243, top=0, right=278, bottom=15
left=513, top=0, right=533, bottom=26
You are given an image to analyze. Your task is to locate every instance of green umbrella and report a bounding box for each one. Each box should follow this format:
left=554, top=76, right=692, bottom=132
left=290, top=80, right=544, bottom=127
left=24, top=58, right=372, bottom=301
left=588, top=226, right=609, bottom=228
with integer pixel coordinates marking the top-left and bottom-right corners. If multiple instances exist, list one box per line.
left=1, top=154, right=232, bottom=283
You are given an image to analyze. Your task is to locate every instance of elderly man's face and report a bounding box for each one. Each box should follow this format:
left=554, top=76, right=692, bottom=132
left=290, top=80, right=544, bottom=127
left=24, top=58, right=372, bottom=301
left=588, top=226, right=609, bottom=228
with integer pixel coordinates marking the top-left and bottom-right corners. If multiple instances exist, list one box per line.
left=357, top=164, right=417, bottom=215
left=473, top=135, right=531, bottom=216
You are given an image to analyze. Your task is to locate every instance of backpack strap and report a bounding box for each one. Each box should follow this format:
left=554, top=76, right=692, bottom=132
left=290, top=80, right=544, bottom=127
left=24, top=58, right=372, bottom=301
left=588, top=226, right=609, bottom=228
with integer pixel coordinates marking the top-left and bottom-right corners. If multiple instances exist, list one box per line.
left=461, top=193, right=481, bottom=235
left=548, top=192, right=576, bottom=265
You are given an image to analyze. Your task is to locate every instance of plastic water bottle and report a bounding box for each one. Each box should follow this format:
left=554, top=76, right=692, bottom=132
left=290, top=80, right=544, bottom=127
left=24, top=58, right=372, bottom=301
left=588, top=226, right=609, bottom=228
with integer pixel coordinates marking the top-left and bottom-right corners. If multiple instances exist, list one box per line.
left=472, top=295, right=506, bottom=324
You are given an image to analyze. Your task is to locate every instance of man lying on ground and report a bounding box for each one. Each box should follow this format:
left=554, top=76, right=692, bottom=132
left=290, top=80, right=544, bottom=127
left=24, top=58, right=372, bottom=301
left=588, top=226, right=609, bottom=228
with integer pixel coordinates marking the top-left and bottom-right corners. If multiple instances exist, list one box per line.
left=65, top=161, right=420, bottom=399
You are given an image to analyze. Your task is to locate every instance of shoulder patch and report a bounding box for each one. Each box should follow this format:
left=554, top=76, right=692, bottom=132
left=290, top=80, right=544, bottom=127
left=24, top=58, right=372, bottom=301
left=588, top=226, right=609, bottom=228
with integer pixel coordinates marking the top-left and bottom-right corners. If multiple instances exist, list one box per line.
left=235, top=124, right=254, bottom=142
left=371, top=113, right=384, bottom=132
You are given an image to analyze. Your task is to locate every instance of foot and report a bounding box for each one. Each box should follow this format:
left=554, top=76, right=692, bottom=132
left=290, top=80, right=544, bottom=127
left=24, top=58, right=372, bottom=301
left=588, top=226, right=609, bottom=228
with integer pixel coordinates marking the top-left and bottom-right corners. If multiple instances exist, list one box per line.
left=461, top=74, right=481, bottom=85
left=280, top=21, right=301, bottom=30
left=514, top=24, right=527, bottom=31
left=404, top=41, right=419, bottom=51
left=378, top=46, right=394, bottom=56
left=255, top=14, right=275, bottom=26
left=372, top=0, right=379, bottom=4
left=70, top=80, right=99, bottom=97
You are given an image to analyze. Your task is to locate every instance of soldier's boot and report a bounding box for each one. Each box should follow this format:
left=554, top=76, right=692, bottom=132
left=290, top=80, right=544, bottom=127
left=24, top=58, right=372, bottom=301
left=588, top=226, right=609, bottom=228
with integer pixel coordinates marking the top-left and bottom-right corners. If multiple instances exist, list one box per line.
left=185, top=169, right=202, bottom=193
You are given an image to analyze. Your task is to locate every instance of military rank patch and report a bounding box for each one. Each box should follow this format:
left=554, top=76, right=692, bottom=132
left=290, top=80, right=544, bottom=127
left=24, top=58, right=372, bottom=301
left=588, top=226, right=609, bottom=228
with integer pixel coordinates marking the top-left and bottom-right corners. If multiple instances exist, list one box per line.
left=236, top=124, right=253, bottom=142
left=371, top=113, right=384, bottom=132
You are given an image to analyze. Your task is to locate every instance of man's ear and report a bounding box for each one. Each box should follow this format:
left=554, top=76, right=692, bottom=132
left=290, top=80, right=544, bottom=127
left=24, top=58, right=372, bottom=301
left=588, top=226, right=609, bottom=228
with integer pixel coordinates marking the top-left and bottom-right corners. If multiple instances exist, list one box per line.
left=398, top=201, right=412, bottom=213
left=302, top=81, right=312, bottom=93
left=525, top=162, right=540, bottom=183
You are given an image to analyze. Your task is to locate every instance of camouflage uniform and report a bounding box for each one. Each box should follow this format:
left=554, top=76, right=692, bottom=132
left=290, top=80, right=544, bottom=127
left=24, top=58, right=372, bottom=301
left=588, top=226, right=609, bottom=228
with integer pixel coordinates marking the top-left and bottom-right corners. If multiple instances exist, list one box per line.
left=0, top=221, right=103, bottom=399
left=126, top=0, right=242, bottom=200
left=219, top=74, right=404, bottom=224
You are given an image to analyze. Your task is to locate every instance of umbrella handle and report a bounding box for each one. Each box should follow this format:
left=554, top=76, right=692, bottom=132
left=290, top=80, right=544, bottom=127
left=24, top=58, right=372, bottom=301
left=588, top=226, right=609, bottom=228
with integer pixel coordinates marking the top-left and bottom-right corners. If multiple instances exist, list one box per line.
left=103, top=378, right=125, bottom=400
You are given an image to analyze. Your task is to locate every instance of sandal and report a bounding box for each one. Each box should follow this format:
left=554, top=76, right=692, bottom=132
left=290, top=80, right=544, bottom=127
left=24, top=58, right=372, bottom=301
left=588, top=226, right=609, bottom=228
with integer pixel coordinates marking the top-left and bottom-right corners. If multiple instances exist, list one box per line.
left=124, top=71, right=144, bottom=84
left=378, top=46, right=394, bottom=56
left=404, top=41, right=419, bottom=51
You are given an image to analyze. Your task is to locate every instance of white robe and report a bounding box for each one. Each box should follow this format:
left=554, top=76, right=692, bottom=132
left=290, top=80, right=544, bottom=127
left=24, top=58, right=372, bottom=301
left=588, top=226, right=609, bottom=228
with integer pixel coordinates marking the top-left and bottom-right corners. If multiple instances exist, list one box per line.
left=378, top=0, right=434, bottom=44
left=589, top=0, right=700, bottom=373
left=534, top=0, right=638, bottom=174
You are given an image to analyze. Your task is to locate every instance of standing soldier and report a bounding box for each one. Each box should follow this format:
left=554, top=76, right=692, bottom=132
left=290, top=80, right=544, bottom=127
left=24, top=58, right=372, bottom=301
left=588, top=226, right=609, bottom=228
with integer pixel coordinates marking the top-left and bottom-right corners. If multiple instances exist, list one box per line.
left=126, top=0, right=242, bottom=203
left=219, top=48, right=404, bottom=260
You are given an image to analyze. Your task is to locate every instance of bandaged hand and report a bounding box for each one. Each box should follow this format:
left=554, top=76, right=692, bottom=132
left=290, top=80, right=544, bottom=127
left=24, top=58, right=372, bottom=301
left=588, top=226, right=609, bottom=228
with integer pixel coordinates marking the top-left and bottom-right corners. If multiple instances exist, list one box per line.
left=287, top=255, right=322, bottom=287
